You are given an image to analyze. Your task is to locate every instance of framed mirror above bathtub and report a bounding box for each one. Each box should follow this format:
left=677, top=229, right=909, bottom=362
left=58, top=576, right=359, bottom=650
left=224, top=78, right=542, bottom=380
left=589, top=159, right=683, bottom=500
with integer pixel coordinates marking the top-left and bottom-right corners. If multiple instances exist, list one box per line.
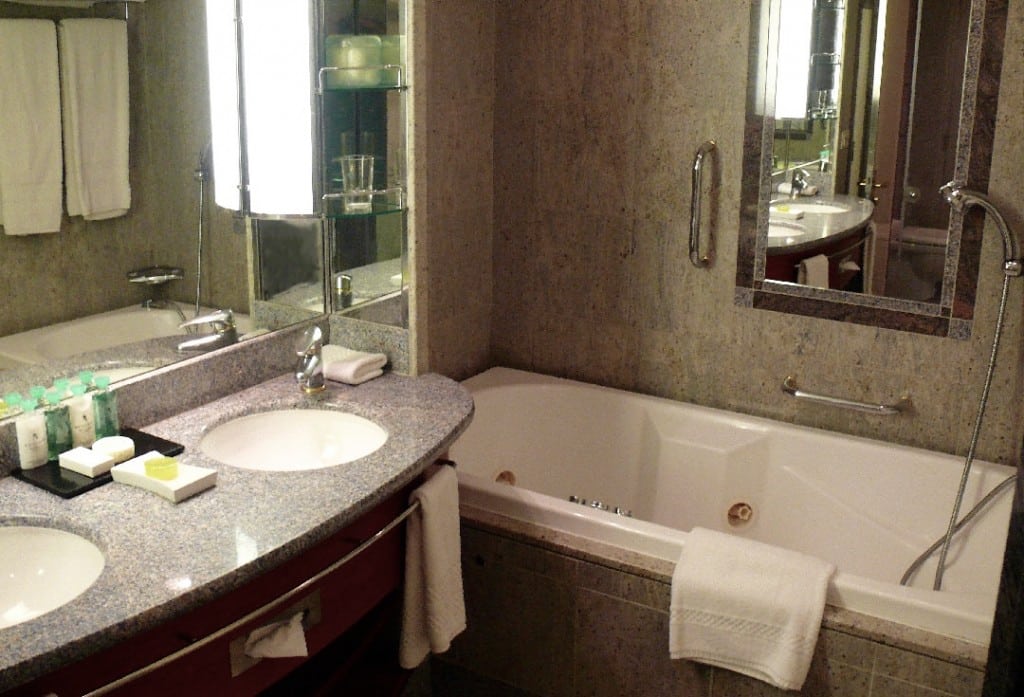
left=736, top=0, right=1008, bottom=338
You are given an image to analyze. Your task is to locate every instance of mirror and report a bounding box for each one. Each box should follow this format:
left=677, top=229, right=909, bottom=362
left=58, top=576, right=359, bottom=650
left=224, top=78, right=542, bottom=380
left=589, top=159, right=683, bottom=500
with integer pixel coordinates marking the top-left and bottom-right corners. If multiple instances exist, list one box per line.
left=737, top=0, right=1008, bottom=337
left=0, top=0, right=325, bottom=408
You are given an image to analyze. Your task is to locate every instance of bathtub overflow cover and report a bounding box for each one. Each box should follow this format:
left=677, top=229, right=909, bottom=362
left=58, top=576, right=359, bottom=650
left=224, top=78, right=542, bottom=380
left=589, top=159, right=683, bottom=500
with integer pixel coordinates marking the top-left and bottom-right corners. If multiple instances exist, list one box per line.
left=727, top=502, right=754, bottom=527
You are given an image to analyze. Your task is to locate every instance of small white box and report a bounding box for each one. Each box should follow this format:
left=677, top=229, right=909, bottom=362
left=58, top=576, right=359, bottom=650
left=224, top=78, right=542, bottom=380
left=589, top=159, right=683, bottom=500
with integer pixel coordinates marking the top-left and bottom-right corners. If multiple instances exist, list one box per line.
left=59, top=446, right=116, bottom=478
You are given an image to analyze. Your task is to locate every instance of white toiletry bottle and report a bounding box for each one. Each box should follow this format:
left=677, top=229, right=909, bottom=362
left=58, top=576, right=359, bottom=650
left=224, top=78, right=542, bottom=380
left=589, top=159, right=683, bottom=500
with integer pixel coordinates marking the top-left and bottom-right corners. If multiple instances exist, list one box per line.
left=15, top=398, right=48, bottom=469
left=68, top=383, right=96, bottom=447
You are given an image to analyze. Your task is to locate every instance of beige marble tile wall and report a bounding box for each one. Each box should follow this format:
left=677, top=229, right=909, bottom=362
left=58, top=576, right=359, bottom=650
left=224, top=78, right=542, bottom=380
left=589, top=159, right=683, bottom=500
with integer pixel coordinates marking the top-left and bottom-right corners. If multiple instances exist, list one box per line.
left=415, top=0, right=495, bottom=377
left=0, top=0, right=246, bottom=338
left=466, top=0, right=1024, bottom=466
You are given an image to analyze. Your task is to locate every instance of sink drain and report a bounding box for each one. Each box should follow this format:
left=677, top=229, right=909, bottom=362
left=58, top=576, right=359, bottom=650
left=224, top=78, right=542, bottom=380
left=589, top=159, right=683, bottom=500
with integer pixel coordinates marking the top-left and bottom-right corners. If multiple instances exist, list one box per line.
left=727, top=501, right=754, bottom=527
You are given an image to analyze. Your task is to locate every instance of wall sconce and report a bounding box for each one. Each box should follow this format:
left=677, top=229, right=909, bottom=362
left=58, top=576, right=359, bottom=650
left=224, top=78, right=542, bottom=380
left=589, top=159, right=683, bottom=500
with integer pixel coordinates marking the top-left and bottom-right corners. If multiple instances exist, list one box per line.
left=205, top=0, right=316, bottom=216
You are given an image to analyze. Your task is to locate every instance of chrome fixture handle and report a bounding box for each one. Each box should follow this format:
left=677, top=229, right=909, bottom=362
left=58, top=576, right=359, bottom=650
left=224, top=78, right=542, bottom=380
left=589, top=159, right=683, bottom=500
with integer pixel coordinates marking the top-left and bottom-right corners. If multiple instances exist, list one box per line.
left=782, top=375, right=911, bottom=416
left=127, top=266, right=184, bottom=285
left=295, top=325, right=326, bottom=394
left=689, top=140, right=717, bottom=268
left=940, top=181, right=1023, bottom=276
left=176, top=309, right=238, bottom=352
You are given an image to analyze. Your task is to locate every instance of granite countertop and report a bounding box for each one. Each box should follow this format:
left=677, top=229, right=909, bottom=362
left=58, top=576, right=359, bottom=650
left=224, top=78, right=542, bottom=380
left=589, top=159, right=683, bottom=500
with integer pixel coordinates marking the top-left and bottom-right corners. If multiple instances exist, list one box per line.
left=0, top=371, right=474, bottom=691
left=765, top=194, right=874, bottom=254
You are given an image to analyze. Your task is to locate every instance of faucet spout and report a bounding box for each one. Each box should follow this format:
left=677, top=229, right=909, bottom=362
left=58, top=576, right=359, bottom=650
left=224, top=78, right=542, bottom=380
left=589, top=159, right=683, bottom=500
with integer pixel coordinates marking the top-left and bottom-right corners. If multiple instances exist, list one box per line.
left=176, top=308, right=238, bottom=352
left=295, top=326, right=326, bottom=394
left=940, top=181, right=1022, bottom=276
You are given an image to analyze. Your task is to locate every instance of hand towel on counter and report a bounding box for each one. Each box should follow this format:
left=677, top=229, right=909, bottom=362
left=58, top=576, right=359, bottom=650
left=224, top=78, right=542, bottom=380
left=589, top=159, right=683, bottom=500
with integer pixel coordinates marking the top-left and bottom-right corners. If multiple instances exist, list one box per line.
left=797, top=253, right=830, bottom=289
left=322, top=344, right=388, bottom=385
left=58, top=18, right=131, bottom=221
left=399, top=465, right=467, bottom=669
left=669, top=527, right=835, bottom=691
left=0, top=20, right=63, bottom=236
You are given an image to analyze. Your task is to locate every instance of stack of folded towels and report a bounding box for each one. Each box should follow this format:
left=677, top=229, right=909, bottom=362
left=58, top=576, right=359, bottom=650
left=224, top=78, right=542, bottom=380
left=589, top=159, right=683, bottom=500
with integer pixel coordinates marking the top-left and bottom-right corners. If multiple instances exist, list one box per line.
left=322, top=345, right=388, bottom=385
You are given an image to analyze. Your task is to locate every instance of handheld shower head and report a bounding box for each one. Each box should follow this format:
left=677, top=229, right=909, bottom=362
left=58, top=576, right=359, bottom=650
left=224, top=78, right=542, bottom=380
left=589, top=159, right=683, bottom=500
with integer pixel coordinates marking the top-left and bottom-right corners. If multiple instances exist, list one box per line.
left=940, top=181, right=1021, bottom=276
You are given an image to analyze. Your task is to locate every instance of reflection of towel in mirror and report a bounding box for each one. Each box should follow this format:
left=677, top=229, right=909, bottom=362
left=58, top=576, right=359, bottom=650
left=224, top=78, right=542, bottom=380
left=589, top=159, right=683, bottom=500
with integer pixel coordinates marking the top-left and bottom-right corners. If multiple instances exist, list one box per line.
left=0, top=20, right=62, bottom=235
left=59, top=18, right=131, bottom=220
left=797, top=254, right=830, bottom=289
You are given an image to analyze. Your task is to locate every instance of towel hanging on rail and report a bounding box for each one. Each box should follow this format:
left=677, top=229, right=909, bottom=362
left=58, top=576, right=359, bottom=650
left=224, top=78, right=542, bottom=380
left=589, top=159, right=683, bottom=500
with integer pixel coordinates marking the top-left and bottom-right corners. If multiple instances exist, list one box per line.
left=59, top=17, right=131, bottom=220
left=0, top=19, right=63, bottom=236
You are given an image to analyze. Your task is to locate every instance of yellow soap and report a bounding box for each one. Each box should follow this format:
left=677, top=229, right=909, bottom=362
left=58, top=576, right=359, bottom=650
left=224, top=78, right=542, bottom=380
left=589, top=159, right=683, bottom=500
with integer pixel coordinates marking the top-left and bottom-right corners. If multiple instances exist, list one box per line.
left=144, top=456, right=179, bottom=481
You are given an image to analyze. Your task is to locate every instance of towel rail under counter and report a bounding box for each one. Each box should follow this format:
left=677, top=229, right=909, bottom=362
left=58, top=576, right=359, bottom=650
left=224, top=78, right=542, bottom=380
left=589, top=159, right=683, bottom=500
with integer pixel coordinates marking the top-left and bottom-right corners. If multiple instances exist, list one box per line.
left=77, top=493, right=425, bottom=697
left=782, top=375, right=912, bottom=416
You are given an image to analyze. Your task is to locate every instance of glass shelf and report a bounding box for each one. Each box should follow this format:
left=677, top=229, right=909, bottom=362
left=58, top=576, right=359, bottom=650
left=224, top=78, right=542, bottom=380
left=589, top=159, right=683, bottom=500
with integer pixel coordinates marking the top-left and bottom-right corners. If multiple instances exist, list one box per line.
left=322, top=187, right=405, bottom=218
left=317, top=65, right=406, bottom=93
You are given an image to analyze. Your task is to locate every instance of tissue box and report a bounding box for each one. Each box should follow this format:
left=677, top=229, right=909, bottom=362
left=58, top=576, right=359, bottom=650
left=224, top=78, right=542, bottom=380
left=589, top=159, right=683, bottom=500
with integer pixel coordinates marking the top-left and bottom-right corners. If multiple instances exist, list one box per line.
left=111, top=451, right=217, bottom=503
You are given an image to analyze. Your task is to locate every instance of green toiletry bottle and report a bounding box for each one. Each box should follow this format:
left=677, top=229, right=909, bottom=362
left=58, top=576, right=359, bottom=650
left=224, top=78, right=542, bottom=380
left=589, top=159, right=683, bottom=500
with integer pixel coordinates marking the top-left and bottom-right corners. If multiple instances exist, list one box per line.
left=92, top=376, right=120, bottom=439
left=43, top=390, right=73, bottom=461
left=78, top=370, right=94, bottom=389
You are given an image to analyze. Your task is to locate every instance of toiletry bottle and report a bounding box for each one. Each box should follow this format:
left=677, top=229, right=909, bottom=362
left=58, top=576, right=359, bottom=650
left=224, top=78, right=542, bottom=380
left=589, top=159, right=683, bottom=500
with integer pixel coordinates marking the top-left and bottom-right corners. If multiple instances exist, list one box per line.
left=43, top=390, right=73, bottom=461
left=2, top=392, right=21, bottom=419
left=68, top=383, right=96, bottom=447
left=92, top=376, right=120, bottom=439
left=78, top=370, right=94, bottom=389
left=15, top=398, right=48, bottom=469
left=53, top=377, right=71, bottom=399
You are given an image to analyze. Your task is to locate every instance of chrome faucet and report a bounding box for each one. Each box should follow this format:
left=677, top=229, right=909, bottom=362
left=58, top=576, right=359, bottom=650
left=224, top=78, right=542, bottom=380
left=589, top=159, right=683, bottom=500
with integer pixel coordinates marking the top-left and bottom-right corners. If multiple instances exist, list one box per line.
left=790, top=168, right=811, bottom=198
left=176, top=308, right=238, bottom=352
left=295, top=326, right=326, bottom=394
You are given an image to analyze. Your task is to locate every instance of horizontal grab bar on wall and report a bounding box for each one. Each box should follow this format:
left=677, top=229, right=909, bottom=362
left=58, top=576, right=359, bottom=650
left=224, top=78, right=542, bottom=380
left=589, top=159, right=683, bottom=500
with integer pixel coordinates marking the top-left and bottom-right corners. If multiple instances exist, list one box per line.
left=782, top=375, right=912, bottom=416
left=689, top=140, right=717, bottom=268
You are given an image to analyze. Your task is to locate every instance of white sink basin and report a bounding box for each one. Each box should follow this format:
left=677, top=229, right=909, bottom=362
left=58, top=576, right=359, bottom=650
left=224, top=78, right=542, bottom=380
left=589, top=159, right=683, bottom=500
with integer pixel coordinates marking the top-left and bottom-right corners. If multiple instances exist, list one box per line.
left=771, top=201, right=850, bottom=215
left=0, top=525, right=105, bottom=629
left=768, top=221, right=806, bottom=238
left=200, top=409, right=388, bottom=471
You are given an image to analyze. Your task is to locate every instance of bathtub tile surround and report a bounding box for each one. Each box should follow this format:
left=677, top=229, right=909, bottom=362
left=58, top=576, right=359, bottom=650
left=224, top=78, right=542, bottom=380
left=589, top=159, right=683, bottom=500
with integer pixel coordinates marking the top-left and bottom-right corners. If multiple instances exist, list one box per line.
left=437, top=523, right=986, bottom=697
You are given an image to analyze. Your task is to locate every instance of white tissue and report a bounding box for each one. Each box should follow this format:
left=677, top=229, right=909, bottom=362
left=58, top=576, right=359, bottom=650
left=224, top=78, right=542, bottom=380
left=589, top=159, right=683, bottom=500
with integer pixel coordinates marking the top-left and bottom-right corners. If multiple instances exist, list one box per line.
left=243, top=611, right=308, bottom=659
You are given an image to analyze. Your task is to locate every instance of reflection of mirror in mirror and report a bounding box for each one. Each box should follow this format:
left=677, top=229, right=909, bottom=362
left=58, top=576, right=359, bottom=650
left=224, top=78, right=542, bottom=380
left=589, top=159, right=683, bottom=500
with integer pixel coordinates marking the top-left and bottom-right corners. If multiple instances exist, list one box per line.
left=737, top=0, right=1007, bottom=337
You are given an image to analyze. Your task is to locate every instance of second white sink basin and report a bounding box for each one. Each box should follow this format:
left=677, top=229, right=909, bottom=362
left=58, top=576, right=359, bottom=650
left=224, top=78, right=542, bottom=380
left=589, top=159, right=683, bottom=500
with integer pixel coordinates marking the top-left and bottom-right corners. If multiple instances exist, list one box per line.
left=771, top=201, right=849, bottom=215
left=0, top=525, right=105, bottom=630
left=200, top=409, right=388, bottom=471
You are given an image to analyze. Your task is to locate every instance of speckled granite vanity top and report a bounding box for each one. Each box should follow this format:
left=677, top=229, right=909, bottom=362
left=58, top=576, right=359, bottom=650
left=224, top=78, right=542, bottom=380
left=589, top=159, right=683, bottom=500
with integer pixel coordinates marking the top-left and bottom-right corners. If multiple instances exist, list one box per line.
left=0, top=372, right=474, bottom=690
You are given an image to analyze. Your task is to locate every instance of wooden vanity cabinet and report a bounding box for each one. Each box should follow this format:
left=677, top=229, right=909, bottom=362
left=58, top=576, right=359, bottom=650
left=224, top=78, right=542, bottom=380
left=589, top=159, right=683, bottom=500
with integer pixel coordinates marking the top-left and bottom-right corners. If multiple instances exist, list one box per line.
left=12, top=486, right=413, bottom=697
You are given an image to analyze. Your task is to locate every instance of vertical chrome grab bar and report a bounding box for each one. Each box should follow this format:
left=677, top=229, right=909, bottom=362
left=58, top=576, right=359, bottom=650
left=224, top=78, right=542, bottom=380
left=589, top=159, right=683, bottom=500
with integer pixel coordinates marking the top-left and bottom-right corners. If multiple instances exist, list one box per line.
left=689, top=140, right=717, bottom=268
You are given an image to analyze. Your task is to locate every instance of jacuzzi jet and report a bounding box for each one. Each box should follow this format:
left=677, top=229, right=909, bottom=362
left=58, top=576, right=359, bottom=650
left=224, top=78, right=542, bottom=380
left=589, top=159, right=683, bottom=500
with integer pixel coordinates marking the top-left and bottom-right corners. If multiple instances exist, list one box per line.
left=495, top=470, right=517, bottom=486
left=727, top=502, right=754, bottom=527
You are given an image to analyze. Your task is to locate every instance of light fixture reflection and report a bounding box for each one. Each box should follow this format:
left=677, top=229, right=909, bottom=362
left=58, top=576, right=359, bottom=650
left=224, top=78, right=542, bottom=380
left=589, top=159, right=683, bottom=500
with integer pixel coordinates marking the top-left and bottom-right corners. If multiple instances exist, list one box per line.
left=205, top=0, right=315, bottom=215
left=775, top=0, right=814, bottom=119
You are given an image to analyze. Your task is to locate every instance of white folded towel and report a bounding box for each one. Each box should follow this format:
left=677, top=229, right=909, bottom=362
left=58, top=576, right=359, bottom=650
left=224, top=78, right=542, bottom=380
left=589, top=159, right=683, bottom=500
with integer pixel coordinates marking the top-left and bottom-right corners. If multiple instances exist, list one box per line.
left=797, top=253, right=830, bottom=288
left=669, top=527, right=835, bottom=691
left=322, top=344, right=387, bottom=385
left=0, top=20, right=63, bottom=236
left=399, top=465, right=467, bottom=669
left=58, top=18, right=131, bottom=221
left=243, top=611, right=308, bottom=659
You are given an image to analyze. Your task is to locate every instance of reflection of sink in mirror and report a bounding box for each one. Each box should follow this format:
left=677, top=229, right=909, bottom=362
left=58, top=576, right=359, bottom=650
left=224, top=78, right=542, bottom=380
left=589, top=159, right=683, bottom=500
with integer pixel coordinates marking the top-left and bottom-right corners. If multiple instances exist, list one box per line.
left=0, top=524, right=105, bottom=630
left=768, top=221, right=806, bottom=238
left=0, top=304, right=253, bottom=370
left=770, top=201, right=851, bottom=215
left=200, top=409, right=388, bottom=471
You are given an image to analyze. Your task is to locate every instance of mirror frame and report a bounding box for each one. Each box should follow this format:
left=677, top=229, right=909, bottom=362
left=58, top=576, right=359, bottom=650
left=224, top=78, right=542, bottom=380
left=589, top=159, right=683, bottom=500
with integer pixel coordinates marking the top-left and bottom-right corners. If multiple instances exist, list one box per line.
left=736, top=0, right=1008, bottom=338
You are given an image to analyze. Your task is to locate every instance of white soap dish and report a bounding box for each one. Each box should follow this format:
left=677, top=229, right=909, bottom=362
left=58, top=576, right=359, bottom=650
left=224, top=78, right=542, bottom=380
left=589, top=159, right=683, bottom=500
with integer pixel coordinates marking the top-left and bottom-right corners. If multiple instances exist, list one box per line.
left=111, top=451, right=217, bottom=503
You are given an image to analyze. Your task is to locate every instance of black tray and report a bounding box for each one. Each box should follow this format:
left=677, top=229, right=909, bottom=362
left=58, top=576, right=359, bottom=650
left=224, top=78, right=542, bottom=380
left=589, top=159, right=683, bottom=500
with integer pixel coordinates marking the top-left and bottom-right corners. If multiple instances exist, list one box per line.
left=12, top=427, right=185, bottom=499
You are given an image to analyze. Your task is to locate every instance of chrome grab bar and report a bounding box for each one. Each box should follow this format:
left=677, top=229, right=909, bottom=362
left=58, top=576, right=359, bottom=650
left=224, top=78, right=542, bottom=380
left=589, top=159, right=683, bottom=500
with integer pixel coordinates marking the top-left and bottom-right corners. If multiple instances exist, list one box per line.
left=79, top=495, right=425, bottom=697
left=689, top=140, right=717, bottom=268
left=782, top=375, right=911, bottom=416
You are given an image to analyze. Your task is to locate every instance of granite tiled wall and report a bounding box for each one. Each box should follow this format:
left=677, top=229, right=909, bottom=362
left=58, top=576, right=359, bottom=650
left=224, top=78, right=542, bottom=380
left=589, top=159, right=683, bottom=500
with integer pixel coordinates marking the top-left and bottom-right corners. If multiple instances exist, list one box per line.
left=0, top=0, right=246, bottom=338
left=421, top=524, right=987, bottom=697
left=420, top=0, right=1024, bottom=466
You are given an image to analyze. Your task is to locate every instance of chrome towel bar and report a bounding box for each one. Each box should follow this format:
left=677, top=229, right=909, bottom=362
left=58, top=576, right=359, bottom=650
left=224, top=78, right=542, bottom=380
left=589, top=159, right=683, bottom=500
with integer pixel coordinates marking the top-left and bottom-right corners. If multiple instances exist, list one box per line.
left=689, top=140, right=717, bottom=268
left=79, top=496, right=423, bottom=697
left=782, top=375, right=911, bottom=416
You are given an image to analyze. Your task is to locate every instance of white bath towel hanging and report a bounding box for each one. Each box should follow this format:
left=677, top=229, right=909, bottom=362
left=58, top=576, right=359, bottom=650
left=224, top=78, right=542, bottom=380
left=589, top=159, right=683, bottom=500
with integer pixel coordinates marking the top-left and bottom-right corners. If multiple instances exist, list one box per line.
left=0, top=19, right=63, bottom=236
left=58, top=18, right=131, bottom=220
left=669, top=527, right=835, bottom=691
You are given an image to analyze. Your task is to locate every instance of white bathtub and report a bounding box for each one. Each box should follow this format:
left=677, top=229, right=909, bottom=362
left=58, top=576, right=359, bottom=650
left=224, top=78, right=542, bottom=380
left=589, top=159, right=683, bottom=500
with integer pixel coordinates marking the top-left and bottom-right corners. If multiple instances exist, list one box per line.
left=451, top=367, right=1015, bottom=646
left=0, top=304, right=253, bottom=373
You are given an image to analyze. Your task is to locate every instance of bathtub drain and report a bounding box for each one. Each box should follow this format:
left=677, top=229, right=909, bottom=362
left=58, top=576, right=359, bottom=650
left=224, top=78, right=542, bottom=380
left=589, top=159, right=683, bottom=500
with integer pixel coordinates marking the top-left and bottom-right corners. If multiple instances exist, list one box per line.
left=495, top=470, right=517, bottom=486
left=727, top=502, right=754, bottom=527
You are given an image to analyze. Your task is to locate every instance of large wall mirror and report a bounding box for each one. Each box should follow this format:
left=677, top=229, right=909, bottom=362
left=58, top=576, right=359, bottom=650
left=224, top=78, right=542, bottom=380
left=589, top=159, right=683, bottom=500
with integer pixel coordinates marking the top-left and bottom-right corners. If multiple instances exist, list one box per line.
left=736, top=0, right=1007, bottom=337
